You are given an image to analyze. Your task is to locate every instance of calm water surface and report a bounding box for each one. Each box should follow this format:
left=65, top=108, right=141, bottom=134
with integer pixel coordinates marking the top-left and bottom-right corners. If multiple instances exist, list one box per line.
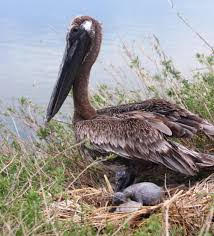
left=0, top=0, right=214, bottom=106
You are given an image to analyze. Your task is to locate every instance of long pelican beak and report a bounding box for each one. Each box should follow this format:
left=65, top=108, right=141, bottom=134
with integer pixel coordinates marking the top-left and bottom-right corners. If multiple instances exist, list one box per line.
left=46, top=28, right=91, bottom=122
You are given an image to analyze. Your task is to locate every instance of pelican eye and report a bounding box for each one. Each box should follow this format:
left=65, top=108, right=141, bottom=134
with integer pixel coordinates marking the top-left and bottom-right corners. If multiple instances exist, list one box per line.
left=72, top=27, right=78, bottom=32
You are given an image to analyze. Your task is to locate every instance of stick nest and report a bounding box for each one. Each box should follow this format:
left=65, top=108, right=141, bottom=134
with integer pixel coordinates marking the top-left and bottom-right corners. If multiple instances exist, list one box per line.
left=45, top=174, right=214, bottom=235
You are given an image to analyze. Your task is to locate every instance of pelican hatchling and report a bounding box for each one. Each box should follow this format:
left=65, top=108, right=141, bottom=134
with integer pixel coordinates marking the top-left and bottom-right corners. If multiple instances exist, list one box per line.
left=46, top=16, right=214, bottom=191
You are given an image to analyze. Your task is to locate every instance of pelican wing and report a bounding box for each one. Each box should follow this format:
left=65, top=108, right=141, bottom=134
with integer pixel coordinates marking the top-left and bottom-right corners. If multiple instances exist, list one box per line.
left=97, top=98, right=214, bottom=138
left=75, top=112, right=203, bottom=175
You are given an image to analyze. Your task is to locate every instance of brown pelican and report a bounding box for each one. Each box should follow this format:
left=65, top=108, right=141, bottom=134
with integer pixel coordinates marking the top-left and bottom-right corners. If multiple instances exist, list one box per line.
left=46, top=16, right=214, bottom=191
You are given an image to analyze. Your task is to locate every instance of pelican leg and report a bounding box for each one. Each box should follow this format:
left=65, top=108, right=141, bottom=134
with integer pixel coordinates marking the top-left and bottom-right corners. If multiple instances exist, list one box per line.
left=81, top=146, right=138, bottom=191
left=115, top=167, right=136, bottom=192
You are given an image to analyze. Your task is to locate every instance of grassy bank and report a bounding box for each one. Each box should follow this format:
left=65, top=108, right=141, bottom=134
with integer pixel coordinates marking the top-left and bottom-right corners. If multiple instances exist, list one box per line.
left=0, top=47, right=214, bottom=235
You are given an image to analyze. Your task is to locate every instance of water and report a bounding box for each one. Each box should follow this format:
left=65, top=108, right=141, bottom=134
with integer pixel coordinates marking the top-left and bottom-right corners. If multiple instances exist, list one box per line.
left=0, top=0, right=214, bottom=107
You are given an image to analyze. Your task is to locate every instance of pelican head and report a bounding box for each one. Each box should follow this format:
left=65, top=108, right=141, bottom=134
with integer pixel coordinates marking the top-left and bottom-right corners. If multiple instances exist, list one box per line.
left=46, top=16, right=99, bottom=122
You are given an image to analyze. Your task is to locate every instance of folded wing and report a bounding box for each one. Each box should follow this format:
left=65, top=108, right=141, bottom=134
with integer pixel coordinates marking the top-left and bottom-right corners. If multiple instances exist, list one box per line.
left=75, top=112, right=214, bottom=176
left=97, top=98, right=214, bottom=139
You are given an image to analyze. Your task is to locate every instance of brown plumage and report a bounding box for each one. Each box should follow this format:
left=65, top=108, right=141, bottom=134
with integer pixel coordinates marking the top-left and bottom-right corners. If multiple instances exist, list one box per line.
left=46, top=16, right=214, bottom=190
left=97, top=99, right=214, bottom=139
left=74, top=111, right=214, bottom=176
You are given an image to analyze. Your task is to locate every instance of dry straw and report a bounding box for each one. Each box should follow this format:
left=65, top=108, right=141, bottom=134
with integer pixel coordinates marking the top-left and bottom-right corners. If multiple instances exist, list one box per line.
left=45, top=174, right=214, bottom=235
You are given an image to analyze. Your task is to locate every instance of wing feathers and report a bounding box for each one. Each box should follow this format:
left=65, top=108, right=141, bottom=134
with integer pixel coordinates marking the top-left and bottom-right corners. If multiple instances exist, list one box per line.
left=75, top=113, right=214, bottom=176
left=97, top=98, right=214, bottom=139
